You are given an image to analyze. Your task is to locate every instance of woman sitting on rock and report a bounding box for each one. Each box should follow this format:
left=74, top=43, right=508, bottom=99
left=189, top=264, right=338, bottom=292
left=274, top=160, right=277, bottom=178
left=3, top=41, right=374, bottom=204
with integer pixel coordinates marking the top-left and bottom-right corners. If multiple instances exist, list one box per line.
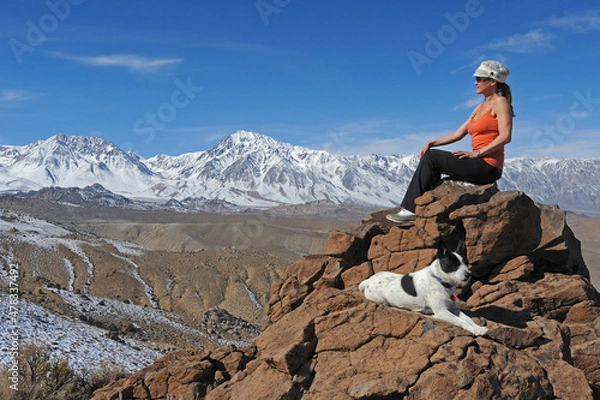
left=387, top=60, right=514, bottom=223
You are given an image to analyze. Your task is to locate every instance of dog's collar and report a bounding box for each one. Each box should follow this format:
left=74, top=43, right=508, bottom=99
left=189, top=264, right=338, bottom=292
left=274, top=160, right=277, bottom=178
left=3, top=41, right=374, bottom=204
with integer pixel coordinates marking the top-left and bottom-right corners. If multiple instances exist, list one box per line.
left=434, top=275, right=457, bottom=302
left=434, top=275, right=454, bottom=290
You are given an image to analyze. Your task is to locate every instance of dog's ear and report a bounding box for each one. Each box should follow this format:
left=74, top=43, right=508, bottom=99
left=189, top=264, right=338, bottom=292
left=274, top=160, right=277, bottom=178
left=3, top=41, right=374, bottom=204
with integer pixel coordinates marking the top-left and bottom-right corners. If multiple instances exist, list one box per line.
left=454, top=240, right=468, bottom=264
left=437, top=240, right=449, bottom=257
left=455, top=240, right=465, bottom=256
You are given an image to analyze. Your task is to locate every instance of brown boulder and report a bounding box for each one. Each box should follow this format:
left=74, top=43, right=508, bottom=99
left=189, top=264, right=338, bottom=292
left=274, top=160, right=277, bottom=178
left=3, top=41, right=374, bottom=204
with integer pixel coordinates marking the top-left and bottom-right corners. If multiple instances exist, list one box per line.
left=91, top=347, right=256, bottom=400
left=93, top=182, right=600, bottom=399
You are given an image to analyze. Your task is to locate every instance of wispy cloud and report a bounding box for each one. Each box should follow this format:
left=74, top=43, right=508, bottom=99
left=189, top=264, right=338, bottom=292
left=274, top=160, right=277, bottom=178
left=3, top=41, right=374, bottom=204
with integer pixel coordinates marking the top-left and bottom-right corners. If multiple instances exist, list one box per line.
left=0, top=89, right=35, bottom=107
left=477, top=29, right=557, bottom=54
left=453, top=97, right=480, bottom=111
left=542, top=9, right=600, bottom=33
left=282, top=119, right=449, bottom=157
left=53, top=53, right=183, bottom=72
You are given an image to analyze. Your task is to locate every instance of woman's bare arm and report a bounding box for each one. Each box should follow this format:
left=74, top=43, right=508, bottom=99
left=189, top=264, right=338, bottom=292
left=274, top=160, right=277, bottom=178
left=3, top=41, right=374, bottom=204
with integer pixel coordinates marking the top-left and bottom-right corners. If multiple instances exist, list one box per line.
left=420, top=118, right=471, bottom=158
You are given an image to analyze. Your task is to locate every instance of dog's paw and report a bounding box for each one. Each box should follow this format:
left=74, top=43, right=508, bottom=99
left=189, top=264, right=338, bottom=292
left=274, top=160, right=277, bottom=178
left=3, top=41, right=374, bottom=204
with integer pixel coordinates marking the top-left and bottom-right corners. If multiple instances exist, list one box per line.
left=473, top=326, right=488, bottom=336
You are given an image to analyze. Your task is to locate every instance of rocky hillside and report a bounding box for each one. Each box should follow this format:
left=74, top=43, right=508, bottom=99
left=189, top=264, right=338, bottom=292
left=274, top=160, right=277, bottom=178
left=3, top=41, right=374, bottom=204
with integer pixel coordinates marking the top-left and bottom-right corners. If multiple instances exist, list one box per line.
left=92, top=181, right=600, bottom=399
left=0, top=208, right=291, bottom=359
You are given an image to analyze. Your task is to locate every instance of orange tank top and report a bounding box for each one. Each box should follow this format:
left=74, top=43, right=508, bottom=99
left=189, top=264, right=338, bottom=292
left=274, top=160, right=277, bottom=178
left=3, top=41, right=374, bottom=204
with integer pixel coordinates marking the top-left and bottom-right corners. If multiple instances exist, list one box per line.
left=467, top=108, right=503, bottom=169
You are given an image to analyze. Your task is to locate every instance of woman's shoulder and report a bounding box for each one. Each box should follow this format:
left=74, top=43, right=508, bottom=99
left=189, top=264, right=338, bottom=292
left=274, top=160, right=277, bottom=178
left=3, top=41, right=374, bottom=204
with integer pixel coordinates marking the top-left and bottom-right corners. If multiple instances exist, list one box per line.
left=492, top=96, right=511, bottom=115
left=495, top=96, right=510, bottom=106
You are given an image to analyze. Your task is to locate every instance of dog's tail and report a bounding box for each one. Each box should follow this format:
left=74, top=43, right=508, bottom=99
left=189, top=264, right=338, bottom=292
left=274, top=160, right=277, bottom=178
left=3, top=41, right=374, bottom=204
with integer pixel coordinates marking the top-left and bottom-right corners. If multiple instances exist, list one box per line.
left=358, top=280, right=367, bottom=293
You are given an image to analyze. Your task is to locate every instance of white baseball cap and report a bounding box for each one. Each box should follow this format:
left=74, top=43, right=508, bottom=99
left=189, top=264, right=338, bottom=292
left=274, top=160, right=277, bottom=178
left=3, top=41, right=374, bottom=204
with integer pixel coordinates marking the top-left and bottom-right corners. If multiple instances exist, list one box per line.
left=473, top=60, right=510, bottom=83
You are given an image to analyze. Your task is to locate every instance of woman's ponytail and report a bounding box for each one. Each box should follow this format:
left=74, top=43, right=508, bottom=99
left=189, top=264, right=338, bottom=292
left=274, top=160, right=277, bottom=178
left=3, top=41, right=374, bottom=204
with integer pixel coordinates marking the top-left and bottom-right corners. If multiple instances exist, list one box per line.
left=498, top=82, right=515, bottom=117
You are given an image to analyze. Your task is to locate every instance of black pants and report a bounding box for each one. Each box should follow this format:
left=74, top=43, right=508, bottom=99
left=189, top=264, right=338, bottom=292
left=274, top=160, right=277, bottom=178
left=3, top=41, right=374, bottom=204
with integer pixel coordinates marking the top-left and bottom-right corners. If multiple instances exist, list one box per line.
left=400, top=149, right=502, bottom=212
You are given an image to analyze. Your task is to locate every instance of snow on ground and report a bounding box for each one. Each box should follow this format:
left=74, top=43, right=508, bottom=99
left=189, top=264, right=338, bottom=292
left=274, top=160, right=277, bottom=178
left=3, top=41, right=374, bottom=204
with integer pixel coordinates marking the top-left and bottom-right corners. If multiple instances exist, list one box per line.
left=111, top=253, right=159, bottom=308
left=0, top=286, right=246, bottom=375
left=0, top=212, right=70, bottom=238
left=53, top=289, right=215, bottom=345
left=0, top=212, right=186, bottom=374
left=0, top=292, right=164, bottom=374
left=103, top=239, right=146, bottom=256
left=242, top=282, right=263, bottom=310
left=0, top=209, right=248, bottom=376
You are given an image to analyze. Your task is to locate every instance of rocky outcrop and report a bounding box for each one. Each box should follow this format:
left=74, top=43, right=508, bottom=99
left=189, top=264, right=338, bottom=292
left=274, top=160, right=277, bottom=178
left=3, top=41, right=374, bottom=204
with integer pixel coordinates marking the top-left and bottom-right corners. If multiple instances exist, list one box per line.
left=92, top=182, right=600, bottom=399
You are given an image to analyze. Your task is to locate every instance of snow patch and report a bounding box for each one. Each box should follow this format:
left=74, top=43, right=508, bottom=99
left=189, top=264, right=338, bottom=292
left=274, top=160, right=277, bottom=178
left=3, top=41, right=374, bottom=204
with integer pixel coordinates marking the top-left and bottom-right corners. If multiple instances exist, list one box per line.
left=242, top=282, right=263, bottom=310
left=0, top=292, right=163, bottom=374
left=112, top=253, right=158, bottom=308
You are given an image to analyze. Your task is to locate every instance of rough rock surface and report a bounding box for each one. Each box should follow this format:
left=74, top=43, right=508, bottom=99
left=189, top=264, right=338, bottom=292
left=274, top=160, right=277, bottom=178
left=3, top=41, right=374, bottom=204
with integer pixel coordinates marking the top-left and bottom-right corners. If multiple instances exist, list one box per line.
left=92, top=182, right=600, bottom=400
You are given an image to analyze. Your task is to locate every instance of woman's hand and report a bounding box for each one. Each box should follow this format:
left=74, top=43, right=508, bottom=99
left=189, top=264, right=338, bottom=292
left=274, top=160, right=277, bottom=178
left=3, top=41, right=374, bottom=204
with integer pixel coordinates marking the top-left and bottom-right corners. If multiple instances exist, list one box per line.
left=419, top=142, right=433, bottom=158
left=452, top=149, right=477, bottom=159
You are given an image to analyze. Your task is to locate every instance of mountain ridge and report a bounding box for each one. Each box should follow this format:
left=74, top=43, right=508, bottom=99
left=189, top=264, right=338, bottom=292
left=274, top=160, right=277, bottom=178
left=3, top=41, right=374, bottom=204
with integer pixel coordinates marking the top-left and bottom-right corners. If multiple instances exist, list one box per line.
left=0, top=131, right=598, bottom=215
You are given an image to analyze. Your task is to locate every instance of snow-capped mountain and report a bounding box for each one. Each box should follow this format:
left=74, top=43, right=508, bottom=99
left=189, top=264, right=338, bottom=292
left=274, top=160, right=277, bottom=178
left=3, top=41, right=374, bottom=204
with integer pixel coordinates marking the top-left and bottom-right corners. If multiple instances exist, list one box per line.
left=0, top=135, right=157, bottom=198
left=144, top=130, right=418, bottom=208
left=0, top=131, right=598, bottom=214
left=500, top=157, right=600, bottom=215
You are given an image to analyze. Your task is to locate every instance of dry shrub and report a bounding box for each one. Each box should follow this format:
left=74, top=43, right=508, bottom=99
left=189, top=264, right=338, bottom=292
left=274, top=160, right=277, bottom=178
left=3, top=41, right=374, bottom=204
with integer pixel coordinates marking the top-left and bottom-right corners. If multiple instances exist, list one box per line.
left=0, top=343, right=126, bottom=400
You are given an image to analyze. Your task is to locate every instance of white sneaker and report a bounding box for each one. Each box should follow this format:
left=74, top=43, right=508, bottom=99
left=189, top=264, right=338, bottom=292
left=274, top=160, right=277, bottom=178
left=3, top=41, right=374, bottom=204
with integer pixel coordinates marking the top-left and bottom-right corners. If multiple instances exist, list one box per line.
left=386, top=208, right=416, bottom=222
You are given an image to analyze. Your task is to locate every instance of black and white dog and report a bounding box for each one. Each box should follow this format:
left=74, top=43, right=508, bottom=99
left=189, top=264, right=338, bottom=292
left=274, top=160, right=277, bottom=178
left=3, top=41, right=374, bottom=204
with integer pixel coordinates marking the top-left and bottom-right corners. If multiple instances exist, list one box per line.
left=359, top=240, right=487, bottom=336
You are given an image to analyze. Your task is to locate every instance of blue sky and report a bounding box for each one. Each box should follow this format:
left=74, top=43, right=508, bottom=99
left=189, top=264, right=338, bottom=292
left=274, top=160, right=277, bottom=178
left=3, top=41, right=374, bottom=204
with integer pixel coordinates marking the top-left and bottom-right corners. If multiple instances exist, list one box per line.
left=1, top=1, right=599, bottom=159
